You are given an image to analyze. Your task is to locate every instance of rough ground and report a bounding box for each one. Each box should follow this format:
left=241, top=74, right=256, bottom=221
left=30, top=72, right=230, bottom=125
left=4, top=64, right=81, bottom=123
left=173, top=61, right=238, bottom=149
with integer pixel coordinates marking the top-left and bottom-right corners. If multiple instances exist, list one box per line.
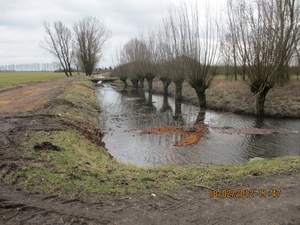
left=1, top=76, right=300, bottom=225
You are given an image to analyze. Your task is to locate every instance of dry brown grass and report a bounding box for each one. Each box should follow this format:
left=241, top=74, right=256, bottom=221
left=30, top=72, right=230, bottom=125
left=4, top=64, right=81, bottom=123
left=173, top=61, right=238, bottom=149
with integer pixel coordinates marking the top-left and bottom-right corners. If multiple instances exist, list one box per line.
left=265, top=81, right=300, bottom=117
left=71, top=83, right=94, bottom=92
left=206, top=80, right=253, bottom=114
left=146, top=78, right=300, bottom=118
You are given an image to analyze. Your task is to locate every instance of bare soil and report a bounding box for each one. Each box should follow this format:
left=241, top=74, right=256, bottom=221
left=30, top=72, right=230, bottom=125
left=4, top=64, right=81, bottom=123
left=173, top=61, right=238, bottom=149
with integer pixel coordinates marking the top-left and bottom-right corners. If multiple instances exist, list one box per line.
left=1, top=76, right=300, bottom=225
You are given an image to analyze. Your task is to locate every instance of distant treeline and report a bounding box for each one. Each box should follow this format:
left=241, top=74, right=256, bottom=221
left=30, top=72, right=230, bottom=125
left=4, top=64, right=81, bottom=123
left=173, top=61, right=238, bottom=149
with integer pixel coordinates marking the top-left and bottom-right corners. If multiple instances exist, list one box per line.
left=0, top=63, right=113, bottom=73
left=0, top=63, right=61, bottom=72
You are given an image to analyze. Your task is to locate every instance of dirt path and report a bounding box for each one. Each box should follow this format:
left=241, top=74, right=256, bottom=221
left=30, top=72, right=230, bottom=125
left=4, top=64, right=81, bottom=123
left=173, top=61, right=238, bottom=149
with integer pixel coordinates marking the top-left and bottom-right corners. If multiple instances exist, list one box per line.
left=0, top=76, right=80, bottom=115
left=1, top=77, right=300, bottom=225
left=1, top=171, right=300, bottom=225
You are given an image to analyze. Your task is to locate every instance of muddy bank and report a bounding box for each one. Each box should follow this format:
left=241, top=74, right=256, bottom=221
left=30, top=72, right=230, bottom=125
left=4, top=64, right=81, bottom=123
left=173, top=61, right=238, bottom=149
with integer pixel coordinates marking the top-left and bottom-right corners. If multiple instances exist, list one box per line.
left=0, top=76, right=105, bottom=191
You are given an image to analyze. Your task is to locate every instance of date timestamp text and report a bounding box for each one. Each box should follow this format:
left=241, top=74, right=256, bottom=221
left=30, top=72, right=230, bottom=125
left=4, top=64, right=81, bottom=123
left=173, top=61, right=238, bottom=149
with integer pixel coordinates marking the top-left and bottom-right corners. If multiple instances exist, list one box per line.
left=209, top=189, right=281, bottom=198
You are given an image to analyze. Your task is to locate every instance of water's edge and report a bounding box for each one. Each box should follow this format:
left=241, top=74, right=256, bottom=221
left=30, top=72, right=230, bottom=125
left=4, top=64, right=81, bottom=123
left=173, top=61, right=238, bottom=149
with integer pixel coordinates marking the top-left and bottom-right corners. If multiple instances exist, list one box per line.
left=95, top=84, right=300, bottom=167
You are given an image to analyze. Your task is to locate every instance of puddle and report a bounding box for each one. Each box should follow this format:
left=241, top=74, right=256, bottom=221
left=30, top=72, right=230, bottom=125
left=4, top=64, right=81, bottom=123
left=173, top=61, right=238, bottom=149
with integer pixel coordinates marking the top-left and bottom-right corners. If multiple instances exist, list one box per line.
left=95, top=84, right=300, bottom=167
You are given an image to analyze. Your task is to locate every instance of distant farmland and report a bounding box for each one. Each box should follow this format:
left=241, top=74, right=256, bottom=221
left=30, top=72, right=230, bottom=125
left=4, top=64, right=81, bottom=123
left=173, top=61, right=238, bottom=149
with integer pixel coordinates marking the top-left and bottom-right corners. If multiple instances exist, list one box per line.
left=0, top=71, right=67, bottom=88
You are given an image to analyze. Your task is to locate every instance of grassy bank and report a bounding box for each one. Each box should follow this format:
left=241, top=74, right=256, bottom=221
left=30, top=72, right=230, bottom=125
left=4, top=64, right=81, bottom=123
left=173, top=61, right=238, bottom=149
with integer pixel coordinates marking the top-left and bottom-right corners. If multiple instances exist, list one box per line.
left=2, top=76, right=298, bottom=199
left=18, top=131, right=300, bottom=197
left=0, top=71, right=66, bottom=89
left=115, top=76, right=300, bottom=118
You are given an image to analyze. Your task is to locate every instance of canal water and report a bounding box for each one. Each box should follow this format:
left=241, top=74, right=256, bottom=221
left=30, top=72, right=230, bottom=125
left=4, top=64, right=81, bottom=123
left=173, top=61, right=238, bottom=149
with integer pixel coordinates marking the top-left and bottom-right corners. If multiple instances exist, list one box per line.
left=95, top=84, right=300, bottom=168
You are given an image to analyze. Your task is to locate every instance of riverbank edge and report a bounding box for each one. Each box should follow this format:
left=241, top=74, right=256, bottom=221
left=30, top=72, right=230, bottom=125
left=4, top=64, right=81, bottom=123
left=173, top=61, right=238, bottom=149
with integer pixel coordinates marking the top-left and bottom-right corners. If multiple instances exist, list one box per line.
left=113, top=77, right=300, bottom=118
left=4, top=76, right=300, bottom=199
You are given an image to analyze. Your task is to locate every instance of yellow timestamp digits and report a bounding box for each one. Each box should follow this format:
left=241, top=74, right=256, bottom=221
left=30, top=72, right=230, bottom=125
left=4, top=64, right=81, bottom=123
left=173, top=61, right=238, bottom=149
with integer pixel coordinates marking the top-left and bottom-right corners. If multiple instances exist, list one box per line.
left=258, top=189, right=281, bottom=198
left=209, top=189, right=281, bottom=198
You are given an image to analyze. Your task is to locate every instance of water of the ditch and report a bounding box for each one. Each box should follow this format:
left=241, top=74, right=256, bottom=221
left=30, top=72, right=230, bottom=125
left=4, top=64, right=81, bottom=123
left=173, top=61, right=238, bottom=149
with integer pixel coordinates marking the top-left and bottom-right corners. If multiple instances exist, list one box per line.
left=94, top=84, right=300, bottom=168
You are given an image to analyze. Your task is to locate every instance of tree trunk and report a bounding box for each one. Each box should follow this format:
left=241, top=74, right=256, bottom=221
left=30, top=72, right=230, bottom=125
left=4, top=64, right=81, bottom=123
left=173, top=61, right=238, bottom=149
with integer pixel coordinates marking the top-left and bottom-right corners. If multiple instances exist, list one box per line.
left=131, top=78, right=139, bottom=89
left=161, top=95, right=171, bottom=112
left=163, top=82, right=169, bottom=95
left=254, top=89, right=269, bottom=116
left=232, top=45, right=237, bottom=81
left=173, top=99, right=184, bottom=127
left=160, top=77, right=172, bottom=95
left=225, top=64, right=230, bottom=80
left=65, top=71, right=72, bottom=77
left=64, top=71, right=70, bottom=77
left=67, top=63, right=72, bottom=76
left=86, top=62, right=94, bottom=76
left=174, top=79, right=184, bottom=101
left=251, top=83, right=270, bottom=116
left=86, top=67, right=91, bottom=76
left=138, top=76, right=145, bottom=88
left=147, top=79, right=153, bottom=92
left=195, top=90, right=207, bottom=108
left=145, top=73, right=155, bottom=92
left=147, top=92, right=153, bottom=107
left=191, top=79, right=208, bottom=108
left=242, top=62, right=246, bottom=81
left=194, top=109, right=205, bottom=124
left=120, top=77, right=127, bottom=89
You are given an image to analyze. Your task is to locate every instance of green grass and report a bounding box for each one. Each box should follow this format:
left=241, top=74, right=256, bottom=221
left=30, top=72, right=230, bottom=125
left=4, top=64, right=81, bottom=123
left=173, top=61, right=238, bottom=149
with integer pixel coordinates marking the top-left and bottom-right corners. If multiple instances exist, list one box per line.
left=0, top=71, right=66, bottom=88
left=16, top=129, right=300, bottom=198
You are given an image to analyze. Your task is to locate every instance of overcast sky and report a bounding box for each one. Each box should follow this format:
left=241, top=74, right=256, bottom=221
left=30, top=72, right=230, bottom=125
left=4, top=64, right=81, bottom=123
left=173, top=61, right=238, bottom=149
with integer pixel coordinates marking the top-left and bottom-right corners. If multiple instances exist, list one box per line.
left=0, top=0, right=226, bottom=69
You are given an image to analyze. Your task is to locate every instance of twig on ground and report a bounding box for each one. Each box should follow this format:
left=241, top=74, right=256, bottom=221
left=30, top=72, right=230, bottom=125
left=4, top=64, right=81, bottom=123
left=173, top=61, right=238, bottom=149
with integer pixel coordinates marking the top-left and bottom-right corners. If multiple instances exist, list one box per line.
left=194, top=184, right=215, bottom=191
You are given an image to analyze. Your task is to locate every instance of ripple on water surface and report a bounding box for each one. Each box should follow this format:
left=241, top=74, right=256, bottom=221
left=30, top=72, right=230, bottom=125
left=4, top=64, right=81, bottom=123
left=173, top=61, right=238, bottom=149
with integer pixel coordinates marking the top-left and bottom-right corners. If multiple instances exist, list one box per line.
left=95, top=85, right=300, bottom=167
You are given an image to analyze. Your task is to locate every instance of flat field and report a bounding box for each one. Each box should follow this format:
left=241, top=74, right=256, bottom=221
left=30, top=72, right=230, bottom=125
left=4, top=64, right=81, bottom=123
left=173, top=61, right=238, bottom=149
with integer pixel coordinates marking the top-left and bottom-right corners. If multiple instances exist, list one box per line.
left=0, top=71, right=66, bottom=88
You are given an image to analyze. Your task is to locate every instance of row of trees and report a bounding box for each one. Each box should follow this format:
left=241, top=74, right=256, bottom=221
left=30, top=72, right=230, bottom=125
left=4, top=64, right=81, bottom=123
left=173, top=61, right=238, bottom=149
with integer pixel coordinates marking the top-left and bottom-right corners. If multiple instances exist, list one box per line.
left=114, top=1, right=219, bottom=109
left=0, top=62, right=60, bottom=71
left=41, top=17, right=111, bottom=76
left=113, top=0, right=300, bottom=116
left=0, top=63, right=61, bottom=72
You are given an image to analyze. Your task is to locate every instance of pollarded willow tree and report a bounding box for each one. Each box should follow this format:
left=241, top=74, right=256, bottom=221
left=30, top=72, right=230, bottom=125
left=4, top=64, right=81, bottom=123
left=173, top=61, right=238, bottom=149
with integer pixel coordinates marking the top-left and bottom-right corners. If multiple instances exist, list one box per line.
left=227, top=0, right=300, bottom=116
left=121, top=36, right=158, bottom=92
left=121, top=38, right=146, bottom=88
left=156, top=41, right=173, bottom=95
left=112, top=63, right=130, bottom=89
left=162, top=1, right=221, bottom=107
left=41, top=21, right=73, bottom=76
left=154, top=27, right=175, bottom=96
left=112, top=46, right=129, bottom=89
left=73, top=17, right=111, bottom=76
left=142, top=30, right=159, bottom=92
left=161, top=7, right=186, bottom=101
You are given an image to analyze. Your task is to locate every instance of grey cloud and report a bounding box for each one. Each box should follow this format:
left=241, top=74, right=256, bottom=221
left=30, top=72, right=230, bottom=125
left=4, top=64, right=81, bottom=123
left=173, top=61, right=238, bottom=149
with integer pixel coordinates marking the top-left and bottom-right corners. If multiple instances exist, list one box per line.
left=0, top=0, right=182, bottom=66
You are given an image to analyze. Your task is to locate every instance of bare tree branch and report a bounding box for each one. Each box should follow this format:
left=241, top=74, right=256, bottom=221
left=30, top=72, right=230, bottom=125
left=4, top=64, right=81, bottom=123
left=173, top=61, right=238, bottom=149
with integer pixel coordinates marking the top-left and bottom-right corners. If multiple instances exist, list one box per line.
left=41, top=21, right=73, bottom=76
left=161, top=1, right=221, bottom=106
left=227, top=0, right=300, bottom=116
left=73, top=17, right=111, bottom=75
